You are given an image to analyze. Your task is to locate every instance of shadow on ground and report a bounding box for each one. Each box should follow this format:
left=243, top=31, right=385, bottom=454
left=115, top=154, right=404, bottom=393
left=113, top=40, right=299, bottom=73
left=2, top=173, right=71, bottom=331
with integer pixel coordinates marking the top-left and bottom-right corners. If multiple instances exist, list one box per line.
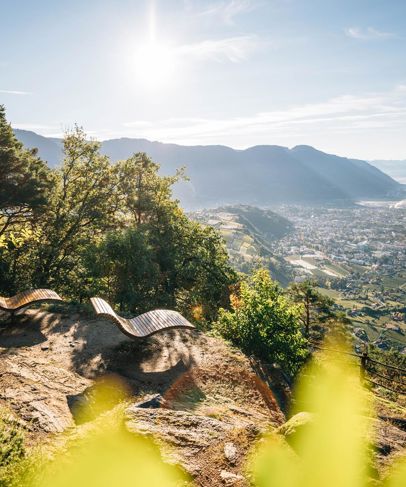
left=0, top=312, right=58, bottom=348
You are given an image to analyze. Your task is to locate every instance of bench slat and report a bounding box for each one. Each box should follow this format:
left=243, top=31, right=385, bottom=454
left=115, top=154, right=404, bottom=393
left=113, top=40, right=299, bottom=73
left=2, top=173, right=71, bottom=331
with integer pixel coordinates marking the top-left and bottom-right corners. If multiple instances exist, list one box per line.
left=90, top=297, right=195, bottom=340
left=0, top=289, right=64, bottom=312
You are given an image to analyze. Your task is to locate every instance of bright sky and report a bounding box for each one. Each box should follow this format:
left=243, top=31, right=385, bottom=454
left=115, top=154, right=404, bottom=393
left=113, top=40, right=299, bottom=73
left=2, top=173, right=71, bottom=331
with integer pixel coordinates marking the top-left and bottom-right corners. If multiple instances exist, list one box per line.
left=1, top=0, right=406, bottom=159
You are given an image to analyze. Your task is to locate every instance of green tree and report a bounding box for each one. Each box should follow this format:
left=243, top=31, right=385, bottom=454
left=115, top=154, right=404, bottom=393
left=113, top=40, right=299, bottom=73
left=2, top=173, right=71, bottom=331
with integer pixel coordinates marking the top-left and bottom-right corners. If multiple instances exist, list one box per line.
left=289, top=280, right=335, bottom=338
left=116, top=152, right=185, bottom=225
left=83, top=227, right=160, bottom=311
left=149, top=211, right=236, bottom=320
left=84, top=151, right=236, bottom=319
left=0, top=106, right=52, bottom=238
left=214, top=269, right=308, bottom=376
left=0, top=106, right=52, bottom=294
left=85, top=201, right=236, bottom=319
left=33, top=127, right=118, bottom=293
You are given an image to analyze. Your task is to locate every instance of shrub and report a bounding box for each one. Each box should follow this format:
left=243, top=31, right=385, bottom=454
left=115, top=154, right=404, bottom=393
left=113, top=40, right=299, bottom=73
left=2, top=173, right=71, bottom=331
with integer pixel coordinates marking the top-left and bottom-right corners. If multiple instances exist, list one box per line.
left=214, top=269, right=308, bottom=377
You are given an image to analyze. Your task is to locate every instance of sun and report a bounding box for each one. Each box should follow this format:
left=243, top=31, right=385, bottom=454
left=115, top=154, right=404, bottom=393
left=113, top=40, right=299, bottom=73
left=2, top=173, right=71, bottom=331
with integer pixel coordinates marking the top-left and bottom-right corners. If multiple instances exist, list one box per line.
left=133, top=41, right=176, bottom=88
left=130, top=1, right=178, bottom=90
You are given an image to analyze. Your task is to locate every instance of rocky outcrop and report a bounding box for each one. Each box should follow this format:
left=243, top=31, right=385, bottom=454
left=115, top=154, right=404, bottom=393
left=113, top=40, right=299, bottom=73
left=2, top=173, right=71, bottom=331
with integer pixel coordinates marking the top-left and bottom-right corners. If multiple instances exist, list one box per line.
left=0, top=309, right=284, bottom=485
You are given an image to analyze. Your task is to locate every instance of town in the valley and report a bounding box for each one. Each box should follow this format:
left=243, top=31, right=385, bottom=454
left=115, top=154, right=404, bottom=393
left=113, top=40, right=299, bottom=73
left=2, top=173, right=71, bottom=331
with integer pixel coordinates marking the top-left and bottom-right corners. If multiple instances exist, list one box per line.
left=192, top=202, right=406, bottom=353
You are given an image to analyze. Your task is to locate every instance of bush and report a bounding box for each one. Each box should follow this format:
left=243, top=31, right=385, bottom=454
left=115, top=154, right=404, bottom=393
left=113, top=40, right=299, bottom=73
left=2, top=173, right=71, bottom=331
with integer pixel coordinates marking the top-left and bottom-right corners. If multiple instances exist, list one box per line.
left=214, top=269, right=308, bottom=377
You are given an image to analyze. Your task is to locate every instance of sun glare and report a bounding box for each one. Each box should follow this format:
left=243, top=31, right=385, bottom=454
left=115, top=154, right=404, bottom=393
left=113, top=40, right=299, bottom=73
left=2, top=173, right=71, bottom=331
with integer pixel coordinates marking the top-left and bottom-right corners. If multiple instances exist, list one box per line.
left=134, top=41, right=176, bottom=88
left=130, top=1, right=177, bottom=89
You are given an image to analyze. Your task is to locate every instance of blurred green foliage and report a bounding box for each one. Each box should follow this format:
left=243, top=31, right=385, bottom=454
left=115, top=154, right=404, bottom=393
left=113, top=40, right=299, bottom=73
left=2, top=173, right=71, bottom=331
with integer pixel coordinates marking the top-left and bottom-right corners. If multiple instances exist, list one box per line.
left=252, top=341, right=406, bottom=487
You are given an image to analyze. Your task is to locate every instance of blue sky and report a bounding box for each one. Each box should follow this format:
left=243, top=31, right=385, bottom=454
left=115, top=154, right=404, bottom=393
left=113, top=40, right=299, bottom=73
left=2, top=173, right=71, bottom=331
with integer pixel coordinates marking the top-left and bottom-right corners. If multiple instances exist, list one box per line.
left=1, top=0, right=406, bottom=159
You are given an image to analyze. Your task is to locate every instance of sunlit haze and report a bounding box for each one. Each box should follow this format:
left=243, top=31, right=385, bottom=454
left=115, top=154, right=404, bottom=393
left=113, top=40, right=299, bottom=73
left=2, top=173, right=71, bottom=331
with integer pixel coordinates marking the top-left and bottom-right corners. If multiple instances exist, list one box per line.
left=1, top=0, right=406, bottom=159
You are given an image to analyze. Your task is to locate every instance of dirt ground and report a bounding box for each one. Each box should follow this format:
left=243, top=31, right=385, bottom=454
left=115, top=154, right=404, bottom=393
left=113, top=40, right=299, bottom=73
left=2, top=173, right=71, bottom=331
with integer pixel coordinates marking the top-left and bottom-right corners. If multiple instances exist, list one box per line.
left=0, top=307, right=285, bottom=485
left=0, top=307, right=405, bottom=485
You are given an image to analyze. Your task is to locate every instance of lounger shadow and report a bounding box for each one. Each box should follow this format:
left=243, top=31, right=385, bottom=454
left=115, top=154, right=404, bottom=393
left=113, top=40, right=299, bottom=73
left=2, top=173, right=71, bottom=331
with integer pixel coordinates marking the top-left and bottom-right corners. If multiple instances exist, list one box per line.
left=90, top=297, right=195, bottom=339
left=0, top=289, right=64, bottom=314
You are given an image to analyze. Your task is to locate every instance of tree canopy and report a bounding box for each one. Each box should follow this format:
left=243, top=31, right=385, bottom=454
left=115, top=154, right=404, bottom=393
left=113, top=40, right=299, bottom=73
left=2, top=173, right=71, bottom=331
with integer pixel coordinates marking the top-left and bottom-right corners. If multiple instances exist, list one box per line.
left=0, top=108, right=236, bottom=321
left=0, top=105, right=52, bottom=238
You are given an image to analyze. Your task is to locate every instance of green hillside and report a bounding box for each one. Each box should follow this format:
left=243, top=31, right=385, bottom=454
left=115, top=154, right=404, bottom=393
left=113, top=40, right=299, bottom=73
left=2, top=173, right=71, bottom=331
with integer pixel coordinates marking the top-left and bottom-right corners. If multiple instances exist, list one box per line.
left=190, top=205, right=294, bottom=284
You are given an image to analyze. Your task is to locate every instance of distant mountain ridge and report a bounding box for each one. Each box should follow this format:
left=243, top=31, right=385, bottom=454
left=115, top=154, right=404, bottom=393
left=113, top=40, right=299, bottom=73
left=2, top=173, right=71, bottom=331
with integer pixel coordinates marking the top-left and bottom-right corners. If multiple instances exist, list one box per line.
left=14, top=129, right=63, bottom=167
left=14, top=129, right=401, bottom=209
left=369, top=159, right=406, bottom=185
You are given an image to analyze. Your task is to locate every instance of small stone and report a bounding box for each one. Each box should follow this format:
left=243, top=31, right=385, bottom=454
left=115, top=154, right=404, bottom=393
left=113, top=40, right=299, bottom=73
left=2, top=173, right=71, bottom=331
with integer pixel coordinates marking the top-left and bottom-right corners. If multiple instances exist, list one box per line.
left=224, top=442, right=238, bottom=465
left=220, top=470, right=244, bottom=485
left=40, top=344, right=49, bottom=351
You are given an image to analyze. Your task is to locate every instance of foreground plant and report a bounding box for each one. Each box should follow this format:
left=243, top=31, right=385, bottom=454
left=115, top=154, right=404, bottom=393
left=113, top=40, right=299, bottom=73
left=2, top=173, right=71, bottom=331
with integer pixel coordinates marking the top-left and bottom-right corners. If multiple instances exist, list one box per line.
left=251, top=340, right=406, bottom=487
left=27, top=377, right=187, bottom=487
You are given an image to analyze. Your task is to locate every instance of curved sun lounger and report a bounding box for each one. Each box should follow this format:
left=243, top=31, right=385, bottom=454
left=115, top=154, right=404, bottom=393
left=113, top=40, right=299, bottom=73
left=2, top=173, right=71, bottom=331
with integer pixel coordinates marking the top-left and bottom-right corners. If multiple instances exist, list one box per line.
left=0, top=289, right=64, bottom=314
left=90, top=297, right=195, bottom=339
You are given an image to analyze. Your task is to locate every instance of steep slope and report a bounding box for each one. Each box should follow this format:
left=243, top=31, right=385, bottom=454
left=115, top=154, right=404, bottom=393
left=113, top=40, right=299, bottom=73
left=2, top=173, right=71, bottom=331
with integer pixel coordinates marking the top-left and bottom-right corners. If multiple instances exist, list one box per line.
left=291, top=145, right=401, bottom=199
left=370, top=160, right=406, bottom=184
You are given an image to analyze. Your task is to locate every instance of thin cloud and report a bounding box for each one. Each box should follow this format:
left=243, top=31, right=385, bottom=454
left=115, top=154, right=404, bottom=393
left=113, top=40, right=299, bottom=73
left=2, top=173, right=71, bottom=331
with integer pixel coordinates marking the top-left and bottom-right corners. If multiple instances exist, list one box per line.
left=122, top=120, right=154, bottom=128
left=191, top=0, right=257, bottom=24
left=0, top=89, right=31, bottom=95
left=177, top=35, right=260, bottom=63
left=345, top=27, right=395, bottom=40
left=120, top=86, right=406, bottom=146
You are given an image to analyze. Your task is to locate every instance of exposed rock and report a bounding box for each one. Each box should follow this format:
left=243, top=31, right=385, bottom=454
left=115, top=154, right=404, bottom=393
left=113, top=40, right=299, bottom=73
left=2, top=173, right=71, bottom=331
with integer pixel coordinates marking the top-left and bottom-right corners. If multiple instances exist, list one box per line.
left=220, top=470, right=245, bottom=485
left=373, top=417, right=406, bottom=470
left=126, top=406, right=234, bottom=450
left=224, top=442, right=238, bottom=465
left=0, top=353, right=89, bottom=432
left=276, top=411, right=314, bottom=444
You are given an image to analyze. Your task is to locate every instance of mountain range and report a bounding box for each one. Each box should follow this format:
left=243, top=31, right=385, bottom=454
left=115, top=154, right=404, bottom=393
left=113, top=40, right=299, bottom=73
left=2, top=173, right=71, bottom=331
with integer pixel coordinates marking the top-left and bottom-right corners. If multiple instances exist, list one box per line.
left=14, top=129, right=402, bottom=209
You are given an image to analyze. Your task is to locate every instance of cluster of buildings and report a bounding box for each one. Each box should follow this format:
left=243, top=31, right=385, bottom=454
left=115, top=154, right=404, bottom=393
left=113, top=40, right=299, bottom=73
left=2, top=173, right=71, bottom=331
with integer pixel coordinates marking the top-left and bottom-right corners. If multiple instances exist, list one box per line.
left=270, top=204, right=406, bottom=351
left=272, top=204, right=405, bottom=282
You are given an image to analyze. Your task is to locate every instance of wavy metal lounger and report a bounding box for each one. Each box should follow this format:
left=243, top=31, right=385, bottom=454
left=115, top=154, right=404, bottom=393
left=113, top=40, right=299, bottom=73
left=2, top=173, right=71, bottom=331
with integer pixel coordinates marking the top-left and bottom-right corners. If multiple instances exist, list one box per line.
left=90, top=297, right=195, bottom=339
left=0, top=289, right=64, bottom=315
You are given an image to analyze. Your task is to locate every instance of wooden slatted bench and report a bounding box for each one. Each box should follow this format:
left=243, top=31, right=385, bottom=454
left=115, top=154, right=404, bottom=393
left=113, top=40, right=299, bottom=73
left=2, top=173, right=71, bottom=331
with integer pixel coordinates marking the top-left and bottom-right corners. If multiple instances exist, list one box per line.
left=0, top=289, right=64, bottom=315
left=90, top=297, right=195, bottom=339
